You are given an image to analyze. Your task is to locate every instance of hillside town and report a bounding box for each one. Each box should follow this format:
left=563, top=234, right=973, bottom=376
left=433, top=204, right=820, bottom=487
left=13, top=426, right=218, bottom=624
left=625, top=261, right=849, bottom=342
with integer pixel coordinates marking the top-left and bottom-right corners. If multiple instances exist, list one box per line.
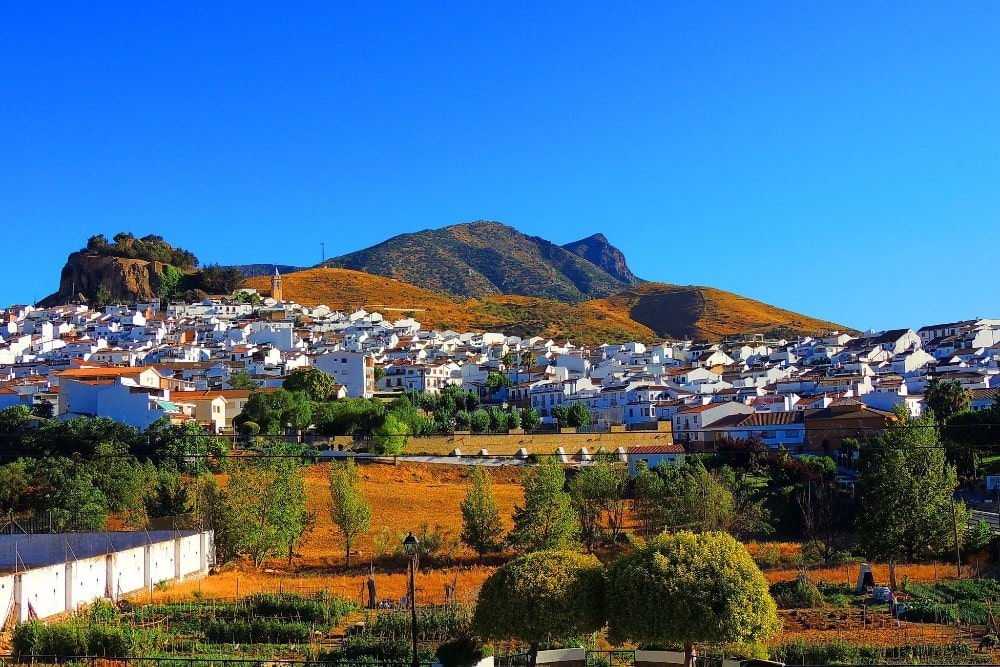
left=1, top=272, right=997, bottom=459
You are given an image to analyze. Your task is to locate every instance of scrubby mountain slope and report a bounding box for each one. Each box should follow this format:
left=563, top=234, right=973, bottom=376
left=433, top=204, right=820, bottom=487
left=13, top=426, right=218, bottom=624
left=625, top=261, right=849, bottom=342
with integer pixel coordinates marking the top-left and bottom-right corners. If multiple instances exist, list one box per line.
left=597, top=283, right=849, bottom=341
left=561, top=233, right=640, bottom=285
left=320, top=221, right=633, bottom=302
left=248, top=269, right=847, bottom=344
left=246, top=268, right=656, bottom=344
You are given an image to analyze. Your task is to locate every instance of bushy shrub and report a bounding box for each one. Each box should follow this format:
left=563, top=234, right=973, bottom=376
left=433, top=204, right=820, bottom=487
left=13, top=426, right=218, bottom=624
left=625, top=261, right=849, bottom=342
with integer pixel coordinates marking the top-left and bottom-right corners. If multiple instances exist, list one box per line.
left=11, top=620, right=44, bottom=657
left=204, top=618, right=311, bottom=644
left=816, top=580, right=856, bottom=607
left=436, top=637, right=486, bottom=667
left=770, top=575, right=824, bottom=609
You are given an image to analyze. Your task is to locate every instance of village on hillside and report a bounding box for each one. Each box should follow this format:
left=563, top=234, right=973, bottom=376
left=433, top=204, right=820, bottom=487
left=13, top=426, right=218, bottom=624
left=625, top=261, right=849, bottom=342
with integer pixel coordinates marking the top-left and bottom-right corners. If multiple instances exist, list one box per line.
left=0, top=271, right=997, bottom=457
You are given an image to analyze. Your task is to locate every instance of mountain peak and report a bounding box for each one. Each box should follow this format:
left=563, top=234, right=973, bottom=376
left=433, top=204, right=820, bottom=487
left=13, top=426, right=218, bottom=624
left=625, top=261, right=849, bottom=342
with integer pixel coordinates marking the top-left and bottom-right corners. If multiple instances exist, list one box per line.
left=561, top=233, right=640, bottom=286
left=321, top=221, right=636, bottom=302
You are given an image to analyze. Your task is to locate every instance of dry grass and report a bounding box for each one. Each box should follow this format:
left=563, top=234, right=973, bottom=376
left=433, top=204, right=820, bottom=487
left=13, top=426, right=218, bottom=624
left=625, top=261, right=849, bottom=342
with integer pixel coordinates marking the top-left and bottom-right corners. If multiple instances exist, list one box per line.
left=250, top=268, right=850, bottom=345
left=133, top=461, right=974, bottom=652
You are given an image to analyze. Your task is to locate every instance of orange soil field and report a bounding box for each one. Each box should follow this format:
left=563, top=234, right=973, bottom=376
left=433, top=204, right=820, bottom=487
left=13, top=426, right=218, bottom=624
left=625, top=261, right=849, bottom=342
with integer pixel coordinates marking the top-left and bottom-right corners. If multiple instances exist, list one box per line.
left=138, top=461, right=974, bottom=649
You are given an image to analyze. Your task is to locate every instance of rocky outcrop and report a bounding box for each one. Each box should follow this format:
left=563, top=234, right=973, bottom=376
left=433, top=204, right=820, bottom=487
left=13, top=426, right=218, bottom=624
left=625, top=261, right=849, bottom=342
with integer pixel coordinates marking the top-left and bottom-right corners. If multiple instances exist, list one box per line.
left=561, top=233, right=641, bottom=285
left=40, top=252, right=169, bottom=306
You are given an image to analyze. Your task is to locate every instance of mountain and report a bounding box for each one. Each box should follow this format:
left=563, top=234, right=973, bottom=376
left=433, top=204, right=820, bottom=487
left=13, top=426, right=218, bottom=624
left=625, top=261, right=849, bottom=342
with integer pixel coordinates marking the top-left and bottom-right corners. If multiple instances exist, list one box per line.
left=40, top=251, right=172, bottom=306
left=596, top=283, right=848, bottom=341
left=246, top=268, right=847, bottom=344
left=561, top=233, right=640, bottom=285
left=230, top=263, right=306, bottom=278
left=320, top=221, right=634, bottom=302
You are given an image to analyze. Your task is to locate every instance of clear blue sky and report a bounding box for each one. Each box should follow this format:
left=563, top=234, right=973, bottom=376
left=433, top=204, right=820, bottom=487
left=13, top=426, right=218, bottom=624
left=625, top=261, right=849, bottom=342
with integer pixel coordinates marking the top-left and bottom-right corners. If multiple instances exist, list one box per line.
left=2, top=2, right=998, bottom=332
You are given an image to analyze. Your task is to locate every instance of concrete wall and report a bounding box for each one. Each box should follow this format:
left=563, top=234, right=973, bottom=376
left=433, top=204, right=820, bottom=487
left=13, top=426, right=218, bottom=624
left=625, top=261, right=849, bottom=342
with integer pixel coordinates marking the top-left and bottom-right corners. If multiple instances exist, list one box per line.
left=0, top=573, right=14, bottom=625
left=148, top=541, right=176, bottom=585
left=19, top=563, right=65, bottom=621
left=0, top=530, right=213, bottom=622
left=177, top=533, right=204, bottom=578
left=113, top=546, right=146, bottom=597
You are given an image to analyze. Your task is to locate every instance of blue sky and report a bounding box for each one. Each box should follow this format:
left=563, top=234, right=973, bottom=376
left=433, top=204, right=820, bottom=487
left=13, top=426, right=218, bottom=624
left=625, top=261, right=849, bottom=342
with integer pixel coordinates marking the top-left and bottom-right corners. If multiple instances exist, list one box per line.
left=2, top=3, right=998, bottom=332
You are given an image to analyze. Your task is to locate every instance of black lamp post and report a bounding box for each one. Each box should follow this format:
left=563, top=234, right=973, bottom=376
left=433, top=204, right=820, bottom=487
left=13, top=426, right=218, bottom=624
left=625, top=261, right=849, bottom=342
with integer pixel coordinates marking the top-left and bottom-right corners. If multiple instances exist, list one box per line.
left=403, top=531, right=420, bottom=667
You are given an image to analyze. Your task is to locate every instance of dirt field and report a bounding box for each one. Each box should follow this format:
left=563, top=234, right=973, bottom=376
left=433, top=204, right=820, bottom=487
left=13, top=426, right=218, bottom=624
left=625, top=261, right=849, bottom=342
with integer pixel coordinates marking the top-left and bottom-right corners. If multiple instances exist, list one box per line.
left=135, top=461, right=979, bottom=652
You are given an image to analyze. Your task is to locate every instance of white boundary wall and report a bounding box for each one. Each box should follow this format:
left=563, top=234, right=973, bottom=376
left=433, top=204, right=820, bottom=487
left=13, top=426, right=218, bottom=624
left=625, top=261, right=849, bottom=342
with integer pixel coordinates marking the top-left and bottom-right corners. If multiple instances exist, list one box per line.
left=0, top=530, right=213, bottom=623
left=0, top=574, right=13, bottom=626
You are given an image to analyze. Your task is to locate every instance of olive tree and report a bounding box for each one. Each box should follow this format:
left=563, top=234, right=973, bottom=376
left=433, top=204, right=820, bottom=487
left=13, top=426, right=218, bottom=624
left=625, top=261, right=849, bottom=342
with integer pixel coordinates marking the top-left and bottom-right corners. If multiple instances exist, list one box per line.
left=473, top=550, right=605, bottom=667
left=607, top=531, right=780, bottom=667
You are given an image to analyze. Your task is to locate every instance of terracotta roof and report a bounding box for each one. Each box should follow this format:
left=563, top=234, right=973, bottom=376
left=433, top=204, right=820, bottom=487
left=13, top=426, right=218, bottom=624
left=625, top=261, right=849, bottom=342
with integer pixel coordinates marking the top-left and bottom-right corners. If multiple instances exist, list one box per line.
left=629, top=444, right=685, bottom=455
left=58, top=366, right=157, bottom=377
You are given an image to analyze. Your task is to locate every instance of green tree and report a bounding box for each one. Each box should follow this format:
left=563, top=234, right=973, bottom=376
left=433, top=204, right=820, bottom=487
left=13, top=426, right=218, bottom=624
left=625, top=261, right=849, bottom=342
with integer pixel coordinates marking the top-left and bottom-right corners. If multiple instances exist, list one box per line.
left=520, top=407, right=541, bottom=431
left=31, top=399, right=54, bottom=420
left=661, top=459, right=735, bottom=533
left=509, top=457, right=577, bottom=552
left=473, top=551, right=605, bottom=667
left=235, top=388, right=311, bottom=435
left=965, top=519, right=994, bottom=553
left=235, top=290, right=261, bottom=305
left=633, top=461, right=666, bottom=538
left=282, top=367, right=337, bottom=401
left=606, top=531, right=780, bottom=667
left=313, top=397, right=385, bottom=436
left=157, top=265, right=186, bottom=299
left=925, top=378, right=971, bottom=424
left=857, top=405, right=964, bottom=580
left=223, top=451, right=309, bottom=566
left=485, top=372, right=511, bottom=397
left=500, top=352, right=517, bottom=373
left=228, top=370, right=257, bottom=390
left=371, top=413, right=409, bottom=454
left=0, top=460, right=29, bottom=510
left=551, top=404, right=570, bottom=426
left=567, top=402, right=591, bottom=428
left=329, top=459, right=372, bottom=568
left=469, top=409, right=490, bottom=433
left=146, top=419, right=212, bottom=473
left=569, top=456, right=629, bottom=553
left=91, top=284, right=113, bottom=309
left=460, top=466, right=505, bottom=558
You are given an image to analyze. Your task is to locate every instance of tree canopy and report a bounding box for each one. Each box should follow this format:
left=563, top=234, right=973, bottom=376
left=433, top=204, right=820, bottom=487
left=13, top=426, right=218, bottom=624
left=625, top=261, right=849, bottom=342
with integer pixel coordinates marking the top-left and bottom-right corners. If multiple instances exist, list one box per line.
left=473, top=550, right=605, bottom=663
left=460, top=465, right=505, bottom=557
left=509, top=457, right=577, bottom=552
left=329, top=459, right=372, bottom=568
left=857, top=405, right=964, bottom=564
left=606, top=531, right=780, bottom=667
left=282, top=367, right=338, bottom=401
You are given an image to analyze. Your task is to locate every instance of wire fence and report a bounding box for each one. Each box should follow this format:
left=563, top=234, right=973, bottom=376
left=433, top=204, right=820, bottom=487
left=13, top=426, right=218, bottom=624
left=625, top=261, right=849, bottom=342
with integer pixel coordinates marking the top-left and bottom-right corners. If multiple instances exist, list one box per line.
left=0, top=658, right=436, bottom=667
left=0, top=511, right=201, bottom=536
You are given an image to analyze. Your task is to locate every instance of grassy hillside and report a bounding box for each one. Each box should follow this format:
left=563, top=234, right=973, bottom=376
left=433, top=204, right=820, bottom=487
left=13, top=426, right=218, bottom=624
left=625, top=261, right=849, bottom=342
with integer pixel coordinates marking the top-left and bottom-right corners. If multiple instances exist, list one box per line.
left=319, top=221, right=632, bottom=302
left=599, top=282, right=850, bottom=341
left=248, top=269, right=847, bottom=344
left=247, top=268, right=655, bottom=344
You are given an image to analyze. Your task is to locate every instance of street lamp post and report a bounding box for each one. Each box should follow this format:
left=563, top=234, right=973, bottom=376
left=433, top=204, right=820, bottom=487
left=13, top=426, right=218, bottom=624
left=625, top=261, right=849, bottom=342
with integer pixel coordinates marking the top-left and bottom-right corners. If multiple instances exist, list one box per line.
left=403, top=531, right=420, bottom=667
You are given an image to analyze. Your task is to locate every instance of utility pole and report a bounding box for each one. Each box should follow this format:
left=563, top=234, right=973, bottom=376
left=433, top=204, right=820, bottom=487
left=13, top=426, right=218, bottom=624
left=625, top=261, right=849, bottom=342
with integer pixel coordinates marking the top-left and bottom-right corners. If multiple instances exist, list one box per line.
left=952, top=498, right=962, bottom=578
left=321, top=241, right=326, bottom=263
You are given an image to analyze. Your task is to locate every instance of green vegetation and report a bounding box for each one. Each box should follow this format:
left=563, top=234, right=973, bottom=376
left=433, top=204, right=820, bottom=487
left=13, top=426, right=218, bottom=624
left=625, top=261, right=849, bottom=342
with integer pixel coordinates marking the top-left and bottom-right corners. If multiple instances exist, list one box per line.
left=509, top=457, right=578, bottom=552
left=857, top=405, right=965, bottom=566
left=329, top=458, right=372, bottom=567
left=606, top=531, right=780, bottom=667
left=460, top=465, right=505, bottom=558
left=86, top=233, right=199, bottom=269
left=473, top=551, right=605, bottom=663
